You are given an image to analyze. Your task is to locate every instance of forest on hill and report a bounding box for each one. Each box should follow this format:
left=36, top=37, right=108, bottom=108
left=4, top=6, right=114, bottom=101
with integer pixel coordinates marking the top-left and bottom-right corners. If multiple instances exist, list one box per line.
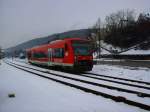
left=93, top=10, right=150, bottom=50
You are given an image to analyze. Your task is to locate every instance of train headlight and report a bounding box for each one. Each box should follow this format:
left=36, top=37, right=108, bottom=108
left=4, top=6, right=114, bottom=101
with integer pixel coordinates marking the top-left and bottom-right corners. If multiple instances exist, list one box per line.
left=74, top=56, right=77, bottom=62
left=65, top=52, right=68, bottom=56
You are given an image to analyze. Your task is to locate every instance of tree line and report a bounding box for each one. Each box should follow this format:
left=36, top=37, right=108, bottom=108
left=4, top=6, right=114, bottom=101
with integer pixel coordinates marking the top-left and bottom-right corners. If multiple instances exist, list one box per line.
left=91, top=10, right=150, bottom=50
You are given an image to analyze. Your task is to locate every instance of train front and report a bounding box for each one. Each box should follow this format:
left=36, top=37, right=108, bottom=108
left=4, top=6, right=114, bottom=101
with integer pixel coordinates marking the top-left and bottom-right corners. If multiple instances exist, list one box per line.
left=71, top=39, right=93, bottom=71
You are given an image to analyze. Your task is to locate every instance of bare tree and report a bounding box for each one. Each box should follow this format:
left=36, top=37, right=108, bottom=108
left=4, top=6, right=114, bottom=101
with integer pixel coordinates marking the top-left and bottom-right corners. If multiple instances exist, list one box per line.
left=104, top=9, right=137, bottom=48
left=93, top=18, right=102, bottom=58
left=105, top=9, right=136, bottom=32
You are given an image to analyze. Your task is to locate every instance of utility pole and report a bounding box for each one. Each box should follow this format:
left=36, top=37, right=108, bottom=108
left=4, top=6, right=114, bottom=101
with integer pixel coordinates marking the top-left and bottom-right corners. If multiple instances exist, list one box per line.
left=97, top=18, right=101, bottom=59
left=0, top=46, right=2, bottom=65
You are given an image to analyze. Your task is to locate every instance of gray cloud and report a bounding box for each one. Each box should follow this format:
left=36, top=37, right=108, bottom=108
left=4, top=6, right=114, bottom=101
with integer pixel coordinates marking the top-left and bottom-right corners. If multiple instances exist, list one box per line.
left=0, top=0, right=150, bottom=48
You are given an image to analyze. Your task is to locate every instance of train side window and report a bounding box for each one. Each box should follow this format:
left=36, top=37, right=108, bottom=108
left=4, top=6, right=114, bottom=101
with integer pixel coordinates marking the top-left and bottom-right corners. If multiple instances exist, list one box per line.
left=53, top=48, right=64, bottom=58
left=61, top=48, right=64, bottom=57
left=33, top=52, right=47, bottom=58
left=33, top=52, right=38, bottom=58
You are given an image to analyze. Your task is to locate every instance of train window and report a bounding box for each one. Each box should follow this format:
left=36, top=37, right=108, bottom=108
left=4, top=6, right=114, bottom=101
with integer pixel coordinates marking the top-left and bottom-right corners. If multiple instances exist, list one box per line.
left=33, top=52, right=47, bottom=58
left=53, top=48, right=64, bottom=58
left=72, top=41, right=92, bottom=56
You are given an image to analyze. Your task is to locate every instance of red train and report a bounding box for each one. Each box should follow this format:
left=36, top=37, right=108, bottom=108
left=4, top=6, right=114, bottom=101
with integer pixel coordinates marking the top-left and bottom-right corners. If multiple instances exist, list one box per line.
left=26, top=38, right=93, bottom=71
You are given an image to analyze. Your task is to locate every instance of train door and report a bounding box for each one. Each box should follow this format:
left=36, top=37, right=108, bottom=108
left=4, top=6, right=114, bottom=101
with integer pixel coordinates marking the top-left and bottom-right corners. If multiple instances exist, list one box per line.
left=48, top=48, right=53, bottom=66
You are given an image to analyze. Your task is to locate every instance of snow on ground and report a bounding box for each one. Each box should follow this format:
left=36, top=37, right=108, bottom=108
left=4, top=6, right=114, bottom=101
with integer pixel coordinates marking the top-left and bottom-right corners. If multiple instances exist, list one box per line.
left=9, top=58, right=150, bottom=83
left=14, top=58, right=150, bottom=82
left=5, top=59, right=150, bottom=105
left=91, top=64, right=150, bottom=82
left=93, top=49, right=110, bottom=58
left=100, top=40, right=121, bottom=51
left=121, top=49, right=150, bottom=55
left=0, top=61, right=149, bottom=112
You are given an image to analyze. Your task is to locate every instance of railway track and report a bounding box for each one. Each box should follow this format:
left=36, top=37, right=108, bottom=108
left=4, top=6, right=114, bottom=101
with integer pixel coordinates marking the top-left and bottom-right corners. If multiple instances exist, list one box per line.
left=12, top=59, right=150, bottom=91
left=14, top=59, right=150, bottom=86
left=6, top=61, right=150, bottom=97
left=4, top=60, right=150, bottom=111
left=7, top=60, right=150, bottom=94
left=85, top=72, right=150, bottom=85
left=79, top=73, right=150, bottom=90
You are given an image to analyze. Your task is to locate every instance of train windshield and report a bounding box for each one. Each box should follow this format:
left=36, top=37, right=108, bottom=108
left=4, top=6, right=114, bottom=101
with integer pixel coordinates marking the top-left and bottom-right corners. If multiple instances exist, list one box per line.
left=72, top=41, right=92, bottom=56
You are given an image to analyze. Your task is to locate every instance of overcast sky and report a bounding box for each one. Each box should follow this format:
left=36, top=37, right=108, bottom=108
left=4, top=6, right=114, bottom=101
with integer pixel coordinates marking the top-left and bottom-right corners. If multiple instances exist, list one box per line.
left=0, top=0, right=150, bottom=49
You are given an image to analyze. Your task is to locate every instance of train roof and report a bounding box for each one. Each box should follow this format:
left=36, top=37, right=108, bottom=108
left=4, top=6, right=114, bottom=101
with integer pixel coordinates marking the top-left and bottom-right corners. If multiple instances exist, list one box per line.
left=26, top=37, right=89, bottom=51
left=63, top=37, right=88, bottom=41
left=49, top=37, right=88, bottom=43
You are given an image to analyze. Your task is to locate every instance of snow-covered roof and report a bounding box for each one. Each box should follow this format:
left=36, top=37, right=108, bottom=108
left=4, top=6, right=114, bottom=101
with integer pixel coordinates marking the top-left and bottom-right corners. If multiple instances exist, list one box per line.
left=121, top=49, right=150, bottom=55
left=96, top=40, right=150, bottom=55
